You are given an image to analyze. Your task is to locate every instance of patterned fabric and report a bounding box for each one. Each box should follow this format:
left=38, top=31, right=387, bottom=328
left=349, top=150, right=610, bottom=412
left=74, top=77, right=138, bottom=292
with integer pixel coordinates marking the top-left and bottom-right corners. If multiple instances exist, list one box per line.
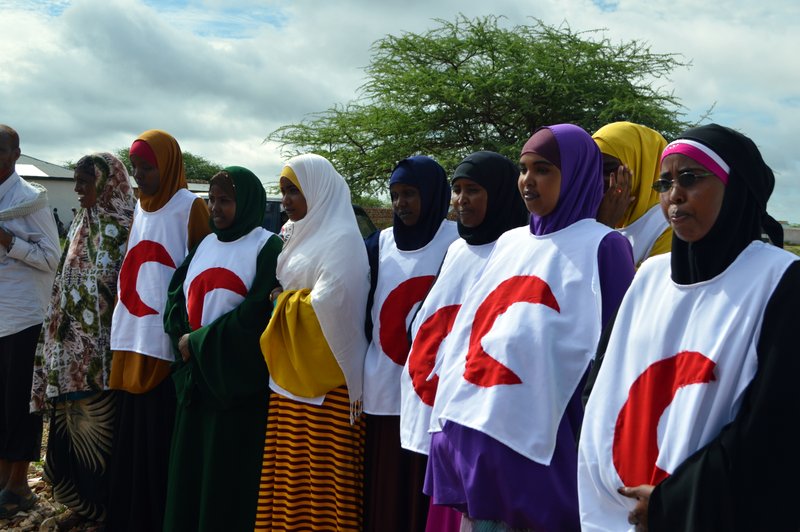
left=31, top=153, right=135, bottom=412
left=45, top=391, right=116, bottom=521
left=255, top=386, right=365, bottom=531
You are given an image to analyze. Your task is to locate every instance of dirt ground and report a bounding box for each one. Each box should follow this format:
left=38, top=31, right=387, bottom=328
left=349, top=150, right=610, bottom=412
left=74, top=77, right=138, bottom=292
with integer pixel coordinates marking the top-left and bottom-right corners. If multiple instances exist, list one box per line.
left=0, top=419, right=102, bottom=532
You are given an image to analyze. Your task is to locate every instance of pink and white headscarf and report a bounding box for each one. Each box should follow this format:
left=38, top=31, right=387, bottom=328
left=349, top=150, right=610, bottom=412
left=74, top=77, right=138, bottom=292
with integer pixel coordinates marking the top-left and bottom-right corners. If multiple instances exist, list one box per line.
left=661, top=139, right=730, bottom=184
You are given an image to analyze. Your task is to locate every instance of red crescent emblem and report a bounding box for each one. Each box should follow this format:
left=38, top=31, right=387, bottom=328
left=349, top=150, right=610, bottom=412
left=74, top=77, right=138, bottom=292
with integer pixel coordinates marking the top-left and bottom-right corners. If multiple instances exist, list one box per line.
left=407, top=304, right=461, bottom=406
left=379, top=275, right=436, bottom=366
left=464, top=275, right=560, bottom=387
left=119, top=240, right=177, bottom=317
left=613, top=350, right=717, bottom=486
left=186, top=267, right=248, bottom=330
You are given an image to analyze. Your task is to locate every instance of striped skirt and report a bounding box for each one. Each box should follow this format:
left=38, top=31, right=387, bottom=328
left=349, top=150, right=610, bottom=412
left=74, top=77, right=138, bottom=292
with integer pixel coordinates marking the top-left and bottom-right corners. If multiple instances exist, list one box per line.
left=255, top=386, right=365, bottom=531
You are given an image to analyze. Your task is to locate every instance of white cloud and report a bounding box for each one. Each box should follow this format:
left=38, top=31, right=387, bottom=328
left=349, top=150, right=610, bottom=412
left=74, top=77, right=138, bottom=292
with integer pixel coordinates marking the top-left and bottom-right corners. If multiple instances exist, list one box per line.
left=1, top=0, right=798, bottom=220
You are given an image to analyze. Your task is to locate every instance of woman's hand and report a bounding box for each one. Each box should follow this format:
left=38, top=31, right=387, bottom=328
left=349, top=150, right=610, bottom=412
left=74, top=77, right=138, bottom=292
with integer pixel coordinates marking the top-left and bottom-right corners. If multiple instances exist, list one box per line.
left=178, top=333, right=191, bottom=362
left=269, top=286, right=284, bottom=302
left=597, top=164, right=634, bottom=228
left=619, top=484, right=654, bottom=532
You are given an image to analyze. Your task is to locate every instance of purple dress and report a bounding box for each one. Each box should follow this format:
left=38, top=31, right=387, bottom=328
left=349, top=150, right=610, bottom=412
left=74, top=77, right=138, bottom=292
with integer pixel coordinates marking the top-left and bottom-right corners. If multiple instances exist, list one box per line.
left=425, top=232, right=634, bottom=530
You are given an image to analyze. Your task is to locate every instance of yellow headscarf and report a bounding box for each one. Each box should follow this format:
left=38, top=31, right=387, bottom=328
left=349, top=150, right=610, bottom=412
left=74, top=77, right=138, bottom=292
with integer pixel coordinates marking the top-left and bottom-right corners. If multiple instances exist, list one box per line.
left=280, top=165, right=302, bottom=192
left=593, top=122, right=668, bottom=228
left=134, top=129, right=188, bottom=212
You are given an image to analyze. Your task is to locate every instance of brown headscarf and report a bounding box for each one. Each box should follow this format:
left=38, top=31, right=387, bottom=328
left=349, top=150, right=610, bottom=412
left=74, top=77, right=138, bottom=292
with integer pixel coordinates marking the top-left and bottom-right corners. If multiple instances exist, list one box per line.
left=133, top=129, right=188, bottom=212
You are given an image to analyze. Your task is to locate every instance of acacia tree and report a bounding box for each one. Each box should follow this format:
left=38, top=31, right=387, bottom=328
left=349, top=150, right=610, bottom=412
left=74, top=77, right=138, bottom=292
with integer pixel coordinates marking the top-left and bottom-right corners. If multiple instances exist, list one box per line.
left=269, top=16, right=693, bottom=197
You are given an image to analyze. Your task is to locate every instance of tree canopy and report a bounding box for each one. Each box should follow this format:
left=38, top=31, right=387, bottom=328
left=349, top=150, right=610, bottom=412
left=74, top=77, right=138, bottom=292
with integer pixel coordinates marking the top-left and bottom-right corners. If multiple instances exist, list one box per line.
left=268, top=15, right=693, bottom=197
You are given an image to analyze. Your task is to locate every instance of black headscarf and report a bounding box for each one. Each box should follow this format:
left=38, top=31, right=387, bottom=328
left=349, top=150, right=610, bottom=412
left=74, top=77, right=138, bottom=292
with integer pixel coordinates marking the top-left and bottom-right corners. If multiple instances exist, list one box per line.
left=389, top=156, right=451, bottom=251
left=668, top=124, right=783, bottom=284
left=451, top=151, right=529, bottom=245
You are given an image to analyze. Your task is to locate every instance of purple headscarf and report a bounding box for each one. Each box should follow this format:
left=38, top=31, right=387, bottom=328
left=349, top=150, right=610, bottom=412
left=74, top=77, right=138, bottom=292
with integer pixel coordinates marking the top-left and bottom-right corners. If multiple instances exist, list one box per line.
left=389, top=155, right=451, bottom=250
left=522, top=124, right=604, bottom=236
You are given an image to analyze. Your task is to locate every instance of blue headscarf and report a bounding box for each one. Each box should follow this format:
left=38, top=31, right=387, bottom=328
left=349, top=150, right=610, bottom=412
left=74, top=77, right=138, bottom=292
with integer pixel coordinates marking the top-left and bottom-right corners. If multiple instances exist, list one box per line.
left=522, top=124, right=604, bottom=236
left=389, top=156, right=451, bottom=250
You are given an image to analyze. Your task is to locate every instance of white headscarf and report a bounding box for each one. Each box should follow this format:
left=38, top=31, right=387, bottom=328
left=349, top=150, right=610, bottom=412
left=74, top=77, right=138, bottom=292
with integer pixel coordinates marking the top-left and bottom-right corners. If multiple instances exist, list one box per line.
left=276, top=154, right=370, bottom=406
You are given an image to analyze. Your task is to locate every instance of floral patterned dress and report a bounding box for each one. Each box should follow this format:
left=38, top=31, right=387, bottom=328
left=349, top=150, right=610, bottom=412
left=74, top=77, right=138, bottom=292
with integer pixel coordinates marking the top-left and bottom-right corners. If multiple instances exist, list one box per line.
left=30, top=153, right=135, bottom=521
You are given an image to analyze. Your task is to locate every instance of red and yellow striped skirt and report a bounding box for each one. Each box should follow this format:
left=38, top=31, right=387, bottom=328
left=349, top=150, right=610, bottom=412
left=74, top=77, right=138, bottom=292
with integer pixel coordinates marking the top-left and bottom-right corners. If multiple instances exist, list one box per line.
left=255, top=385, right=365, bottom=531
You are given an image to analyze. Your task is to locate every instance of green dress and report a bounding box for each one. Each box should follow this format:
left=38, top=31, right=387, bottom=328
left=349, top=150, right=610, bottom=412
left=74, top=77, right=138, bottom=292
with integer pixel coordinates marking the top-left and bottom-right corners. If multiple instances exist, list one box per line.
left=162, top=166, right=281, bottom=532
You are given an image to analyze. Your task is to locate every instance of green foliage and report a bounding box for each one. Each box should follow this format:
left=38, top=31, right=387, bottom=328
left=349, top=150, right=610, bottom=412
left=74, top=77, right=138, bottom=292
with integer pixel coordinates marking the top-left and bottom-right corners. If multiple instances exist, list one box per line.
left=114, top=148, right=224, bottom=182
left=269, top=15, right=693, bottom=197
left=353, top=194, right=390, bottom=208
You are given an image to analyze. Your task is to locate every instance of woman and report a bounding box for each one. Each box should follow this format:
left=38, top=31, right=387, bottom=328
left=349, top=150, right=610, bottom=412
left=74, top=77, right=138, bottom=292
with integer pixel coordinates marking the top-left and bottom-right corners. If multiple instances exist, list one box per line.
left=30, top=153, right=135, bottom=522
left=400, top=151, right=529, bottom=531
left=162, top=167, right=281, bottom=531
left=362, top=155, right=457, bottom=532
left=107, top=130, right=210, bottom=531
left=256, top=154, right=370, bottom=531
left=426, top=124, right=635, bottom=531
left=578, top=124, right=799, bottom=531
left=593, top=121, right=672, bottom=265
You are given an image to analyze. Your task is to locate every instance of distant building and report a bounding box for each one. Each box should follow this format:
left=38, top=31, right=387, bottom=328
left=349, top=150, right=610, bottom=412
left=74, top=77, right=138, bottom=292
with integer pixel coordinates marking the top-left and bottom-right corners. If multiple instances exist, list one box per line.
left=16, top=154, right=77, bottom=223
left=783, top=224, right=800, bottom=245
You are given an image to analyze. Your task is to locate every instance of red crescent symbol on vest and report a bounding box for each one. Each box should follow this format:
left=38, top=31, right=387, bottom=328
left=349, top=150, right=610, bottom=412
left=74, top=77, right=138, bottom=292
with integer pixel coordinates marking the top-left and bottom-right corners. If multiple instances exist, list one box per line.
left=186, top=267, right=248, bottom=330
left=464, top=275, right=560, bottom=387
left=379, top=275, right=436, bottom=366
left=613, top=350, right=717, bottom=487
left=408, top=304, right=461, bottom=406
left=119, top=240, right=177, bottom=317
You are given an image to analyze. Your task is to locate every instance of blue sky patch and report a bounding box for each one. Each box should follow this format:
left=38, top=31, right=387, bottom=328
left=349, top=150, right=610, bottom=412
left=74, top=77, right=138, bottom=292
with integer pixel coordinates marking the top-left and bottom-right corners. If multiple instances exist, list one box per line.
left=592, top=0, right=619, bottom=12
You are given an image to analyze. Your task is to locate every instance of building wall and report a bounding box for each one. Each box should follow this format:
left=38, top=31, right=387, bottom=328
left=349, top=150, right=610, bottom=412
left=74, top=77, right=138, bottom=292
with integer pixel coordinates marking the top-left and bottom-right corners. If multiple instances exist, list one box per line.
left=363, top=207, right=393, bottom=230
left=784, top=226, right=800, bottom=245
left=362, top=206, right=458, bottom=231
left=25, top=177, right=80, bottom=226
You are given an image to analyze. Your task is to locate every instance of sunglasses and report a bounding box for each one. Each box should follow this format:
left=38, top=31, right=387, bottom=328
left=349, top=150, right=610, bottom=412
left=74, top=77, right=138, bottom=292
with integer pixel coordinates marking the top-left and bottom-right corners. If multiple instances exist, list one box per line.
left=652, top=170, right=716, bottom=193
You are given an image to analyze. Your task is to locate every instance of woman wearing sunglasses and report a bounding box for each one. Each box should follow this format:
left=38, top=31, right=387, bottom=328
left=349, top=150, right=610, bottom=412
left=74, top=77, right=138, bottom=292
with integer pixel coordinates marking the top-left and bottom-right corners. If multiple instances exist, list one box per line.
left=578, top=124, right=800, bottom=531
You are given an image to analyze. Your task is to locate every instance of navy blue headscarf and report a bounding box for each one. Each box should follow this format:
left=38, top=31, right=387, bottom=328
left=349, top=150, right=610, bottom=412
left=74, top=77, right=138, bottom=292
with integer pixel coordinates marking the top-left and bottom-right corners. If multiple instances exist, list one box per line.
left=389, top=156, right=451, bottom=250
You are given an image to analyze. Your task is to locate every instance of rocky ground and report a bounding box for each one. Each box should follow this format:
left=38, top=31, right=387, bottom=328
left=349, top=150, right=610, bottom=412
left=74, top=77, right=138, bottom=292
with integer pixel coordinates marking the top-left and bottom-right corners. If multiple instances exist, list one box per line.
left=0, top=420, right=102, bottom=532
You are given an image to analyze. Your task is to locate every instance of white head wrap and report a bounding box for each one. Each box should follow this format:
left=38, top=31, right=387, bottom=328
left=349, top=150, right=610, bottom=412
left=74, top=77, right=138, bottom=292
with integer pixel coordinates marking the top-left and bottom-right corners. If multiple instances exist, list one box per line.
left=276, top=154, right=370, bottom=406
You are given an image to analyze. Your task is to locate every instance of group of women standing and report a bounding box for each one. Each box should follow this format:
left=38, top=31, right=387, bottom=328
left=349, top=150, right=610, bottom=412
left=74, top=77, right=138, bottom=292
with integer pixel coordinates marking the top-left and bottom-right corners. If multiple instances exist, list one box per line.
left=24, top=119, right=798, bottom=532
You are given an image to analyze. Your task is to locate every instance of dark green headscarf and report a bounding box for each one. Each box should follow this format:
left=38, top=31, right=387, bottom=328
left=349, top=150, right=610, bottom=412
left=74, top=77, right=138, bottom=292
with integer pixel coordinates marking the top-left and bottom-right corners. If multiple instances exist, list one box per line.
left=210, top=166, right=266, bottom=242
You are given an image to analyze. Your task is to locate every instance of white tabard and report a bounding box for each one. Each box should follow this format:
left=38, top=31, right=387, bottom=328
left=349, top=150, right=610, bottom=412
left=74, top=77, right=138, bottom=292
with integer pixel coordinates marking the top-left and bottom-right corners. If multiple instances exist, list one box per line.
left=617, top=204, right=669, bottom=265
left=183, top=227, right=272, bottom=329
left=362, top=220, right=458, bottom=415
left=110, top=189, right=197, bottom=361
left=400, top=239, right=495, bottom=454
left=577, top=241, right=798, bottom=532
left=432, top=220, right=612, bottom=463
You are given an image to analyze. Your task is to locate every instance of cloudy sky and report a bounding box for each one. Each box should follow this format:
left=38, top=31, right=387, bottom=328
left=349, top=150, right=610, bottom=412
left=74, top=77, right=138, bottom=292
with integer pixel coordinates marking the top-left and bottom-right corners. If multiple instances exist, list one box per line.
left=2, top=0, right=798, bottom=221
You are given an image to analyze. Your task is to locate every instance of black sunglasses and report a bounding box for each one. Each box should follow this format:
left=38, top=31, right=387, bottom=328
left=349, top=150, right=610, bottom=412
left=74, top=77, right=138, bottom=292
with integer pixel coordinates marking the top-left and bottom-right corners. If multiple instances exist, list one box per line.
left=652, top=170, right=716, bottom=193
